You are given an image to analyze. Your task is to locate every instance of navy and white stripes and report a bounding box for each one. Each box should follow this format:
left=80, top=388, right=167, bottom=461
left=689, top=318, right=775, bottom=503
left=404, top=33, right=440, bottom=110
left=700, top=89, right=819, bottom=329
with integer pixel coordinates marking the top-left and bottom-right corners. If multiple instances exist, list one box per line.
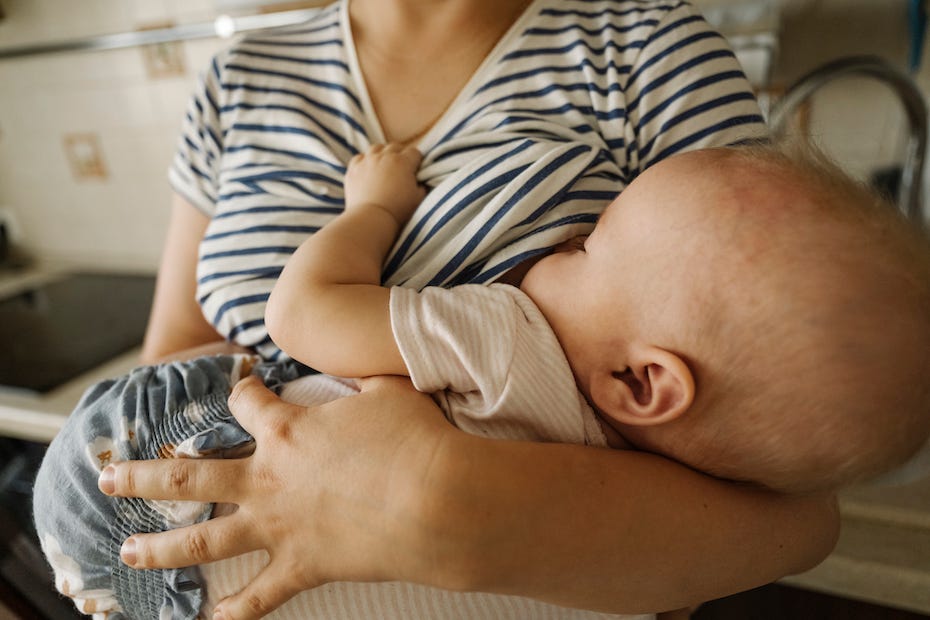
left=169, top=0, right=766, bottom=361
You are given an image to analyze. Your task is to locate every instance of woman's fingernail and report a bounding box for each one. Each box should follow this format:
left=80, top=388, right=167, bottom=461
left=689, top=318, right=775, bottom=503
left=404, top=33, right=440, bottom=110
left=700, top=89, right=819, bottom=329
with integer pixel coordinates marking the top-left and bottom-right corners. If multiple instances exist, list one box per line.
left=120, top=538, right=137, bottom=566
left=98, top=465, right=116, bottom=494
left=213, top=610, right=226, bottom=620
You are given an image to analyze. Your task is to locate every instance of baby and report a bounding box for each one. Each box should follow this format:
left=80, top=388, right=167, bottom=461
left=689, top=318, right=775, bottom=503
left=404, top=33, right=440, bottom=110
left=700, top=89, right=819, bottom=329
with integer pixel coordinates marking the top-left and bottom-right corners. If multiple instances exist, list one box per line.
left=33, top=142, right=930, bottom=619
left=269, top=141, right=930, bottom=494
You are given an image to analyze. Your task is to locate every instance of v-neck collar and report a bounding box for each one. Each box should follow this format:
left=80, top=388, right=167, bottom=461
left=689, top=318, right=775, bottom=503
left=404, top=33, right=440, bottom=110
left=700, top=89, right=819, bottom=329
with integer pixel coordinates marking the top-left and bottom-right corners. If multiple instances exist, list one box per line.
left=340, top=0, right=542, bottom=152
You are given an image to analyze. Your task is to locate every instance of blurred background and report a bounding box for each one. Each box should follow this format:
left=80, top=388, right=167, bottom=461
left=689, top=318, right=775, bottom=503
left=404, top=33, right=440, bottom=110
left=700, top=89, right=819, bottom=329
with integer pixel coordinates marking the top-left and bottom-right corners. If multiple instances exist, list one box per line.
left=0, top=1, right=928, bottom=618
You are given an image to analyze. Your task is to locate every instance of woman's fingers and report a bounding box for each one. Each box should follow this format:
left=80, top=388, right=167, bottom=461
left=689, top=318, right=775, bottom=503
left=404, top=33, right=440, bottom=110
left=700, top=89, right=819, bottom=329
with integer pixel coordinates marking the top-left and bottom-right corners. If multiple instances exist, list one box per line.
left=99, top=456, right=247, bottom=503
left=213, top=562, right=310, bottom=620
left=227, top=375, right=295, bottom=438
left=121, top=514, right=261, bottom=569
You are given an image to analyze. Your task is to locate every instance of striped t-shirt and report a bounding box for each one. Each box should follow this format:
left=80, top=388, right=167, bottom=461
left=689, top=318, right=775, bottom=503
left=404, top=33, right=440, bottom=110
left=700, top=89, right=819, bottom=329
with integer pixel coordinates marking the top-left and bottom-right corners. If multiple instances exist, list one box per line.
left=169, top=0, right=766, bottom=361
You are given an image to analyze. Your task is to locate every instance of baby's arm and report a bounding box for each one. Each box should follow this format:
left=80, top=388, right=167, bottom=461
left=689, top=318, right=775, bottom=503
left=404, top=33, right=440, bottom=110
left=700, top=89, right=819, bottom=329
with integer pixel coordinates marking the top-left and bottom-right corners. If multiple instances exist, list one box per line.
left=266, top=144, right=425, bottom=377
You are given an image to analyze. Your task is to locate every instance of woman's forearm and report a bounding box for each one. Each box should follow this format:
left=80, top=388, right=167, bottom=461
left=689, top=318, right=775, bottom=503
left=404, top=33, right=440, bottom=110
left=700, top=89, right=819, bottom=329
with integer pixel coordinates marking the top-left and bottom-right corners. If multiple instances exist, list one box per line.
left=420, top=433, right=840, bottom=613
left=141, top=194, right=222, bottom=363
left=101, top=378, right=838, bottom=618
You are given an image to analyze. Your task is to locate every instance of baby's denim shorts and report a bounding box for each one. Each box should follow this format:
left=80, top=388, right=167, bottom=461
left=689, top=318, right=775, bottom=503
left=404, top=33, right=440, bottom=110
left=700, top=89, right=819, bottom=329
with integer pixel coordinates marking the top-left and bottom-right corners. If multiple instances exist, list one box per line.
left=32, top=354, right=304, bottom=619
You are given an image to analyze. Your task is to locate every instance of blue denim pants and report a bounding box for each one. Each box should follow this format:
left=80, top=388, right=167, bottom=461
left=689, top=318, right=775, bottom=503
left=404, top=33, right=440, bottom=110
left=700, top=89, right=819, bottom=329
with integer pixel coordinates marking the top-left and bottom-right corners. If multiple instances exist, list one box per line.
left=32, top=355, right=305, bottom=620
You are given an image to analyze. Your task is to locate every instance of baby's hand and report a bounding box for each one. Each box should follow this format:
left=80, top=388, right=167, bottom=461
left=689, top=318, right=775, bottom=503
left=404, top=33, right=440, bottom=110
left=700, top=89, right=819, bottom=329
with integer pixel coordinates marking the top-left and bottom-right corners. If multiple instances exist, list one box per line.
left=345, top=144, right=426, bottom=226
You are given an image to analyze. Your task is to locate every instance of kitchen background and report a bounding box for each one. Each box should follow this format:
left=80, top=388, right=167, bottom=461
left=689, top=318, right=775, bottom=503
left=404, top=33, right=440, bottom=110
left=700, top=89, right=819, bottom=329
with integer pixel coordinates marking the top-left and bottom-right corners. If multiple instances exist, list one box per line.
left=0, top=0, right=310, bottom=272
left=0, top=0, right=926, bottom=272
left=0, top=1, right=929, bottom=619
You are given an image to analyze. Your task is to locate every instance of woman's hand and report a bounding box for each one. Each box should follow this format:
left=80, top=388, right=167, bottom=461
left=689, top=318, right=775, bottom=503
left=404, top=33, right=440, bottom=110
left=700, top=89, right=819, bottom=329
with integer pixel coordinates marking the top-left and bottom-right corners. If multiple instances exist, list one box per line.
left=99, top=375, right=453, bottom=619
left=99, top=374, right=840, bottom=618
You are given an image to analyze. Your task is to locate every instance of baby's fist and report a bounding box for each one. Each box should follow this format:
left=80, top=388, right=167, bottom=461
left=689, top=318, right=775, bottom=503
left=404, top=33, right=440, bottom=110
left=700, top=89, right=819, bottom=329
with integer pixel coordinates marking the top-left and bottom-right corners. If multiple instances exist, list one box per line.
left=345, top=144, right=426, bottom=225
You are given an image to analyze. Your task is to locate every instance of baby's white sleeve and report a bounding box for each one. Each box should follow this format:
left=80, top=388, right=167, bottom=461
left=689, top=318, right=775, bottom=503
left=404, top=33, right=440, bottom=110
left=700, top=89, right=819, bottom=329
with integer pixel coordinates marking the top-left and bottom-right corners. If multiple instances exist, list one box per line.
left=390, top=284, right=603, bottom=446
left=389, top=284, right=519, bottom=404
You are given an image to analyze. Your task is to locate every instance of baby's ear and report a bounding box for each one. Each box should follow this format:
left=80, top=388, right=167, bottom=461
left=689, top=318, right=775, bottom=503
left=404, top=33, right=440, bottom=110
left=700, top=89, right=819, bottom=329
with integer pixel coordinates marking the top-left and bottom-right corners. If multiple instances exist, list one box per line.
left=590, top=345, right=694, bottom=427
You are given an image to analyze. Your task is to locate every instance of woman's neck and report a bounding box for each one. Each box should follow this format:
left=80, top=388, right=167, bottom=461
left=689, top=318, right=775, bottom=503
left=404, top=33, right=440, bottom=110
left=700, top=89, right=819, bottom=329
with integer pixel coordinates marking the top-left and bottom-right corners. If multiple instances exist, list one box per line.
left=351, top=0, right=529, bottom=20
left=349, top=0, right=531, bottom=54
left=347, top=0, right=533, bottom=144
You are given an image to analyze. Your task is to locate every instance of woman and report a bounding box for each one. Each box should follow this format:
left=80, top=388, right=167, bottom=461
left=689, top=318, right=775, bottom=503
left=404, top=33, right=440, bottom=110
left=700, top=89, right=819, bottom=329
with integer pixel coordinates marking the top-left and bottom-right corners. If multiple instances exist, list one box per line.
left=91, top=0, right=839, bottom=618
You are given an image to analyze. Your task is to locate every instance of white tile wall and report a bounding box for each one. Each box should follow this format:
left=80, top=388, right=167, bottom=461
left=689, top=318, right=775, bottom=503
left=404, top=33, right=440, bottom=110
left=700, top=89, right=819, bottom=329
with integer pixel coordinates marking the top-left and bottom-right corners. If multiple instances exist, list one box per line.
left=805, top=78, right=909, bottom=183
left=0, top=1, right=227, bottom=270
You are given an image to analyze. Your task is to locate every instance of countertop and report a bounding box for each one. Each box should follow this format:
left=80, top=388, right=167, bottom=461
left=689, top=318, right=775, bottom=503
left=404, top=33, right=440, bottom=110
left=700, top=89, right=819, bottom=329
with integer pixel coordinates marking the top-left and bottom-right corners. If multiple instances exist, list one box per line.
left=784, top=476, right=930, bottom=615
left=0, top=263, right=146, bottom=442
left=0, top=346, right=141, bottom=442
left=0, top=266, right=927, bottom=615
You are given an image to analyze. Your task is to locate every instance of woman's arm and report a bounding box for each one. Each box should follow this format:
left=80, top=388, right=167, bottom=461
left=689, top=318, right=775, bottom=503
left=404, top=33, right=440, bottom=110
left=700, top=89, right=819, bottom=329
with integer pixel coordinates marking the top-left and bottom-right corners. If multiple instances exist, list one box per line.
left=423, top=421, right=838, bottom=614
left=141, top=194, right=233, bottom=363
left=100, top=377, right=839, bottom=620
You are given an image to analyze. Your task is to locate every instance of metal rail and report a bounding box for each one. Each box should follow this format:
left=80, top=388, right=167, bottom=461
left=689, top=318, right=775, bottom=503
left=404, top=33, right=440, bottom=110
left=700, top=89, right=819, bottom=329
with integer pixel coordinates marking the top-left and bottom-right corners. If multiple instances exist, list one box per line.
left=0, top=8, right=319, bottom=60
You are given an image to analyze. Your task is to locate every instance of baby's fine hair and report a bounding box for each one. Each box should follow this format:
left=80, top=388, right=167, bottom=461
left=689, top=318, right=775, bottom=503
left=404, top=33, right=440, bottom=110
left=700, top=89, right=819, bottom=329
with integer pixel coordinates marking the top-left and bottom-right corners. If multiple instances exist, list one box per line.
left=675, top=140, right=930, bottom=494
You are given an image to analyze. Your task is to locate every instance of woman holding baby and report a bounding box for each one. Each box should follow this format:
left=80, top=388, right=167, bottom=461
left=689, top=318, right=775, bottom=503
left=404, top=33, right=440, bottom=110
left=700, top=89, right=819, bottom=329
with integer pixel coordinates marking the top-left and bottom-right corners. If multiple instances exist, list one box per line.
left=43, top=1, right=841, bottom=618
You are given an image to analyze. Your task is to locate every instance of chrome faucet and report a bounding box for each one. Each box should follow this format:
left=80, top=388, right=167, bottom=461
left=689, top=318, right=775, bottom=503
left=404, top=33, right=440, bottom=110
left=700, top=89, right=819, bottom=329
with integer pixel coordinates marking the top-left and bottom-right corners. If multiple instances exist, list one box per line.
left=769, top=55, right=928, bottom=223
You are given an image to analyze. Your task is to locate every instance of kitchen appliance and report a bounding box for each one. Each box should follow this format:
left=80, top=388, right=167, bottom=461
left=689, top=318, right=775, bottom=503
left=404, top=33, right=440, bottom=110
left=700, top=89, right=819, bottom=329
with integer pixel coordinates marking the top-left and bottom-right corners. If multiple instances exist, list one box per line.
left=0, top=272, right=155, bottom=393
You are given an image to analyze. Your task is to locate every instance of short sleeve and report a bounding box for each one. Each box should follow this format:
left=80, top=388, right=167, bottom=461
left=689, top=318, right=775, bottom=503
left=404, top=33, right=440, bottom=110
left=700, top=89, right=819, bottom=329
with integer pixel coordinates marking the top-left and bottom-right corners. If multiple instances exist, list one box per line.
left=620, top=2, right=768, bottom=175
left=168, top=55, right=226, bottom=216
left=390, top=285, right=518, bottom=404
left=390, top=284, right=605, bottom=445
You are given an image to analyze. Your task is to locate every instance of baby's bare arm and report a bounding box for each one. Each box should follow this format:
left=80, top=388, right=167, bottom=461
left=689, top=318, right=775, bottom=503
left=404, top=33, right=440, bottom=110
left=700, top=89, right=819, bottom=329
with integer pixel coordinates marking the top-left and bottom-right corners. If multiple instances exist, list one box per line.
left=266, top=144, right=425, bottom=376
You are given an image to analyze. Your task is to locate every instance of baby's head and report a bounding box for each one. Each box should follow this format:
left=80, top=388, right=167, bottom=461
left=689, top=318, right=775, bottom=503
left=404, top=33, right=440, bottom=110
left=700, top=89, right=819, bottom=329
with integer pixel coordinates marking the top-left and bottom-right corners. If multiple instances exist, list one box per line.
left=524, top=142, right=930, bottom=493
